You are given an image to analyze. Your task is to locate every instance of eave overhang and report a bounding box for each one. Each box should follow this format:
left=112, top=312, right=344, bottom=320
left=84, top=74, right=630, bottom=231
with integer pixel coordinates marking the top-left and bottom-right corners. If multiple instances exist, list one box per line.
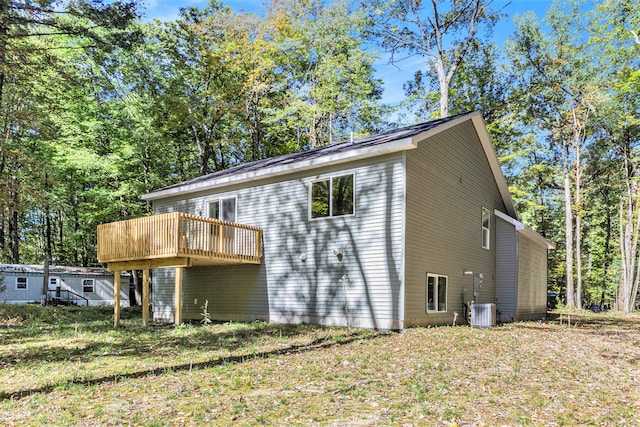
left=142, top=136, right=417, bottom=201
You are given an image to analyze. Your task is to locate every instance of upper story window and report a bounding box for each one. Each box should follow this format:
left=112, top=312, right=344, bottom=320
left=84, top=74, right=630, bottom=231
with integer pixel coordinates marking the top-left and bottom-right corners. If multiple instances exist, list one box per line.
left=83, top=279, right=95, bottom=293
left=310, top=174, right=354, bottom=219
left=208, top=197, right=237, bottom=222
left=16, top=277, right=27, bottom=290
left=482, top=207, right=490, bottom=249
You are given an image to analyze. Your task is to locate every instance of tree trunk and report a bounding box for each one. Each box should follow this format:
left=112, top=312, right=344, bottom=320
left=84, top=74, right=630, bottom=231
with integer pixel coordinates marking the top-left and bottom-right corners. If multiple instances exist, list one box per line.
left=41, top=257, right=49, bottom=306
left=575, top=148, right=582, bottom=309
left=328, top=111, right=333, bottom=145
left=616, top=133, right=640, bottom=313
left=0, top=208, right=4, bottom=256
left=246, top=94, right=261, bottom=161
left=73, top=200, right=80, bottom=265
left=0, top=1, right=7, bottom=260
left=0, top=0, right=6, bottom=117
left=310, top=113, right=319, bottom=148
left=132, top=269, right=142, bottom=306
left=564, top=155, right=575, bottom=309
left=435, top=57, right=449, bottom=118
left=44, top=187, right=52, bottom=265
left=602, top=188, right=612, bottom=308
left=8, top=184, right=19, bottom=263
left=618, top=177, right=639, bottom=313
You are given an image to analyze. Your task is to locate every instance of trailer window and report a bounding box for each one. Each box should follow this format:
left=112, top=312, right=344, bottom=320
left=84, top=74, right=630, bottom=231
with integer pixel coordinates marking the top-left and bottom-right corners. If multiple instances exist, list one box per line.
left=83, top=279, right=94, bottom=293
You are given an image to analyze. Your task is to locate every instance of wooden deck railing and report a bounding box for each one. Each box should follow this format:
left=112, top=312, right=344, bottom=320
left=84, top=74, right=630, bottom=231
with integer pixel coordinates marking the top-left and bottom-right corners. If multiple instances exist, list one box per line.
left=97, top=212, right=263, bottom=265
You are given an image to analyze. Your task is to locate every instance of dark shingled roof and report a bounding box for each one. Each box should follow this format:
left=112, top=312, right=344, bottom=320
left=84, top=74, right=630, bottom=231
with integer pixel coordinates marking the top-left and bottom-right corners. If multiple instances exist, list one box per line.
left=151, top=112, right=472, bottom=194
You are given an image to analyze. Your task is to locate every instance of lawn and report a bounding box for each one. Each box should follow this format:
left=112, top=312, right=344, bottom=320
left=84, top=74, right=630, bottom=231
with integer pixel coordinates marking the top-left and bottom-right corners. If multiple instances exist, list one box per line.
left=0, top=305, right=638, bottom=426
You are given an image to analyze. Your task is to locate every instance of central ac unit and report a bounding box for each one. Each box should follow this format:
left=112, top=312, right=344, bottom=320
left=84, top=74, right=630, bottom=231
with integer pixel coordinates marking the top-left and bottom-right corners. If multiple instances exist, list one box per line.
left=471, top=303, right=496, bottom=328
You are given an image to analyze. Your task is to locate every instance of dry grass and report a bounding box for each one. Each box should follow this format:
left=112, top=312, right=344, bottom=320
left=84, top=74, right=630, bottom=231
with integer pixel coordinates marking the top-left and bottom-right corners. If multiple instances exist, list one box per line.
left=0, top=305, right=639, bottom=426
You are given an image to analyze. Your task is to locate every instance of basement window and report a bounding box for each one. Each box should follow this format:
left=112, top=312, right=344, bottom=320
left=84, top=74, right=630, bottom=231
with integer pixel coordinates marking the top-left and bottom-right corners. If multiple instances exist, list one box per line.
left=426, top=274, right=447, bottom=312
left=310, top=174, right=354, bottom=219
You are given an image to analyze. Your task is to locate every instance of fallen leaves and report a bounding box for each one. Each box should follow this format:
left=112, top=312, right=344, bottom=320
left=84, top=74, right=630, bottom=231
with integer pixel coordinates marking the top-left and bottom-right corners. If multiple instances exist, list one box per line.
left=0, top=309, right=639, bottom=425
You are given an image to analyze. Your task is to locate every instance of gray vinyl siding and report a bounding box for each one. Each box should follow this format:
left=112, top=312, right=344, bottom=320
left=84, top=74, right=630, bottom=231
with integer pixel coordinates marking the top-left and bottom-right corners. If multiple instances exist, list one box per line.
left=517, top=233, right=548, bottom=320
left=1, top=272, right=42, bottom=304
left=56, top=275, right=128, bottom=307
left=404, top=120, right=507, bottom=326
left=152, top=268, right=174, bottom=321
left=152, top=154, right=405, bottom=330
left=0, top=269, right=128, bottom=306
left=495, top=217, right=518, bottom=322
left=150, top=246, right=269, bottom=325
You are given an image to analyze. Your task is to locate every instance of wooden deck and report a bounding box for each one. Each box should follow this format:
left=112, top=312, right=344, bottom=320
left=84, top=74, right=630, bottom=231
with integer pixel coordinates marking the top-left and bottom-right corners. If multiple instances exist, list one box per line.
left=98, top=212, right=263, bottom=327
left=97, top=212, right=263, bottom=270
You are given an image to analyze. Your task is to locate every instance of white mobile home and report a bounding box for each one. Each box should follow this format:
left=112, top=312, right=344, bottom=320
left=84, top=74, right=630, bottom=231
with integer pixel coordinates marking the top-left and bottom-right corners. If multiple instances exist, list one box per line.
left=0, top=264, right=130, bottom=307
left=98, top=111, right=553, bottom=329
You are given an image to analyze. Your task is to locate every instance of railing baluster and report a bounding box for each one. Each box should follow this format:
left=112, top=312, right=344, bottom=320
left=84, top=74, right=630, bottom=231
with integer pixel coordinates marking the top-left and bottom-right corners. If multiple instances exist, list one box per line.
left=97, top=212, right=262, bottom=264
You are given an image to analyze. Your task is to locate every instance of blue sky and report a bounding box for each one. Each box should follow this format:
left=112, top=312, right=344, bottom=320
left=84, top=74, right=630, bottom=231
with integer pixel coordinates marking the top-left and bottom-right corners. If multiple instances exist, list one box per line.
left=139, top=0, right=552, bottom=106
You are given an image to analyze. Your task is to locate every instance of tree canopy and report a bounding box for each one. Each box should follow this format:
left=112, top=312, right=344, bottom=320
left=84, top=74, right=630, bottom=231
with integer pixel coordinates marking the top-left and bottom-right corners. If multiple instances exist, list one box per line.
left=0, top=0, right=638, bottom=312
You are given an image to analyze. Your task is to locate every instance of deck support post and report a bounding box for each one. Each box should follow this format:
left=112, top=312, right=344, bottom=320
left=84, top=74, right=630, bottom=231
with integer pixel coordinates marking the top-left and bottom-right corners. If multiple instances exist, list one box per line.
left=142, top=269, right=150, bottom=327
left=175, top=267, right=183, bottom=325
left=113, top=271, right=121, bottom=328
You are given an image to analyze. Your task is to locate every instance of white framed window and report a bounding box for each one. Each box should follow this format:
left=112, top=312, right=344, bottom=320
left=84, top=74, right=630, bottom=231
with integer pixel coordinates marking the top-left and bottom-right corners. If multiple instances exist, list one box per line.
left=16, top=277, right=27, bottom=290
left=207, top=196, right=237, bottom=222
left=482, top=207, right=490, bottom=250
left=426, top=273, right=447, bottom=312
left=83, top=279, right=95, bottom=293
left=310, top=174, right=354, bottom=219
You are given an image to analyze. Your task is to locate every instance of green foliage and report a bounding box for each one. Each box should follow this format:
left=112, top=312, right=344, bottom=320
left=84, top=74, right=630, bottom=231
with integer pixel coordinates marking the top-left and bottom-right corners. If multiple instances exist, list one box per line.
left=502, top=0, right=640, bottom=309
left=200, top=299, right=212, bottom=325
left=0, top=1, right=141, bottom=265
left=0, top=1, right=386, bottom=265
left=0, top=0, right=637, bottom=315
left=366, top=0, right=504, bottom=118
left=268, top=0, right=385, bottom=146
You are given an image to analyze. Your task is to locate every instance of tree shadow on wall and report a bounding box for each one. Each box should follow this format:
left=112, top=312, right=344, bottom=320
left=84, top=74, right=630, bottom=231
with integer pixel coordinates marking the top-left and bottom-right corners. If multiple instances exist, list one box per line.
left=265, top=165, right=403, bottom=329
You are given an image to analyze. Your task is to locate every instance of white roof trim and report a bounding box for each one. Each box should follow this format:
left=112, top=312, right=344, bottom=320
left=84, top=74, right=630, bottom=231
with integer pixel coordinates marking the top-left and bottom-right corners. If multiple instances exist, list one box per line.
left=470, top=114, right=518, bottom=219
left=403, top=111, right=517, bottom=219
left=410, top=111, right=478, bottom=144
left=494, top=209, right=524, bottom=230
left=494, top=210, right=555, bottom=250
left=143, top=136, right=417, bottom=201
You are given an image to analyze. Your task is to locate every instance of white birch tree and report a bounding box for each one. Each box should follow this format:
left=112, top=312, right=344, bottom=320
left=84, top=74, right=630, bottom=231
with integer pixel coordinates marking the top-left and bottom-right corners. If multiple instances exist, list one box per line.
left=507, top=6, right=595, bottom=309
left=366, top=0, right=503, bottom=118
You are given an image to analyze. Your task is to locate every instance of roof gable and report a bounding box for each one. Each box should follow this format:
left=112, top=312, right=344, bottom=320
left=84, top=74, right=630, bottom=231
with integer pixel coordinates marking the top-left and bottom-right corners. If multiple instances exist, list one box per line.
left=143, top=111, right=517, bottom=219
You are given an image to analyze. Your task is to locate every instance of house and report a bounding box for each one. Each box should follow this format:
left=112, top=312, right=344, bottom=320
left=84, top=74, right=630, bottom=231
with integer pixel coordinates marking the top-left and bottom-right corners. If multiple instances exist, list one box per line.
left=0, top=264, right=130, bottom=307
left=97, top=111, right=553, bottom=329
